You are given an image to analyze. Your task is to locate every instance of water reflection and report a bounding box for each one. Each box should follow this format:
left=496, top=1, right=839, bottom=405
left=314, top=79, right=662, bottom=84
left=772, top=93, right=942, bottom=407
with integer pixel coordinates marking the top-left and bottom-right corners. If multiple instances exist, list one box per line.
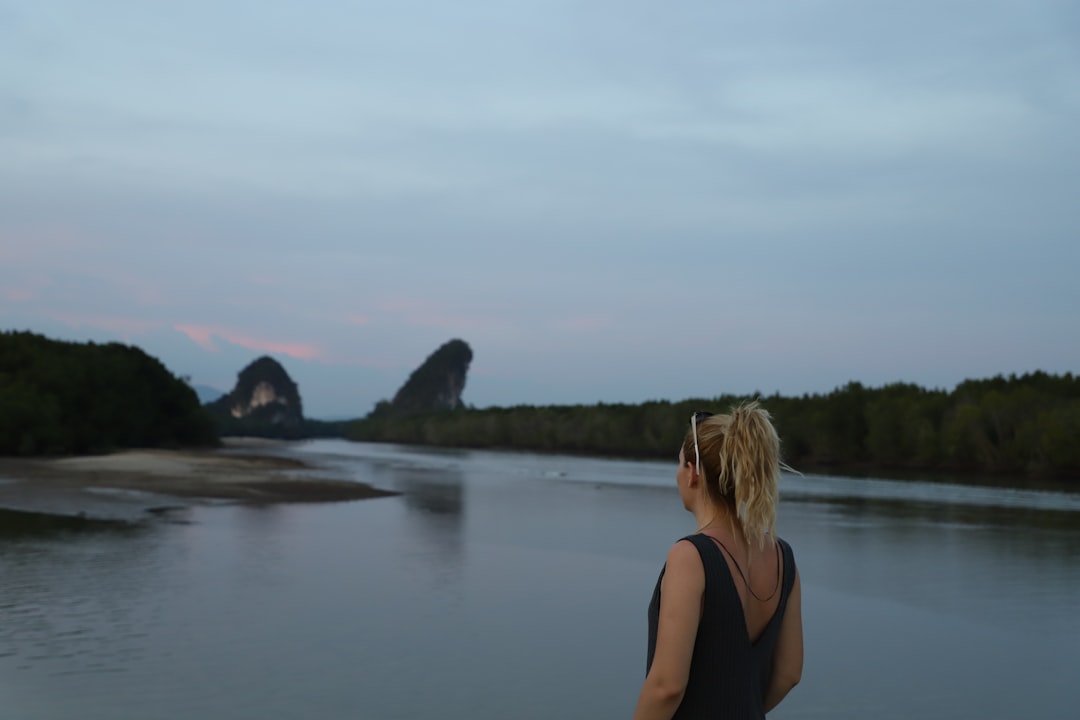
left=395, top=468, right=464, bottom=517
left=802, top=464, right=1079, bottom=494
left=0, top=512, right=164, bottom=678
left=0, top=508, right=135, bottom=541
left=782, top=488, right=1080, bottom=634
left=392, top=466, right=465, bottom=567
left=791, top=492, right=1080, bottom=534
left=222, top=505, right=296, bottom=590
left=356, top=457, right=469, bottom=587
left=6, top=441, right=1079, bottom=720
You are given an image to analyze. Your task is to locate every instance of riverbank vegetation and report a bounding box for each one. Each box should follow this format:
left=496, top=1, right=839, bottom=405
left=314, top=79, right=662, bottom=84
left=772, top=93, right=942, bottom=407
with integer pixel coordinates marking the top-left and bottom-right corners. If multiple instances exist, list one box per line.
left=5, top=330, right=1077, bottom=481
left=0, top=331, right=218, bottom=455
left=349, top=372, right=1080, bottom=481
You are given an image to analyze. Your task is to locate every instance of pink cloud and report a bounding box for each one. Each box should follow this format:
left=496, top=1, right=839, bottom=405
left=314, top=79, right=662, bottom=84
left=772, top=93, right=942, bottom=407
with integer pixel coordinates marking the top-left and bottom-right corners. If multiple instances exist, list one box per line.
left=175, top=324, right=219, bottom=352
left=174, top=324, right=321, bottom=360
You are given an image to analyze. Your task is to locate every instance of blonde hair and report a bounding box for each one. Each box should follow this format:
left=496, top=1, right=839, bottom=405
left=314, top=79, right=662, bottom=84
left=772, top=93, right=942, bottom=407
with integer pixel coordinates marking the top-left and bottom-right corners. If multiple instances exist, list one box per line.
left=682, top=401, right=782, bottom=550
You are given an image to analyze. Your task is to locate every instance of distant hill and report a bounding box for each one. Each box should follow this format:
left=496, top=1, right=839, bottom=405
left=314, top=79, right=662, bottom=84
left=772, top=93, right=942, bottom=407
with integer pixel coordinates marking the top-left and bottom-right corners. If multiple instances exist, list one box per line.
left=203, top=340, right=475, bottom=440
left=381, top=339, right=473, bottom=415
left=192, top=384, right=225, bottom=404
left=350, top=339, right=473, bottom=442
left=206, top=356, right=304, bottom=435
left=0, top=331, right=218, bottom=455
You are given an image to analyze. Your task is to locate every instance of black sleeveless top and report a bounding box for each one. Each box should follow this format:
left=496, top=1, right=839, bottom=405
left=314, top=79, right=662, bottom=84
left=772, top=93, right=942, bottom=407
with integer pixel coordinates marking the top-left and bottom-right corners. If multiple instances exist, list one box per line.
left=646, top=534, right=797, bottom=719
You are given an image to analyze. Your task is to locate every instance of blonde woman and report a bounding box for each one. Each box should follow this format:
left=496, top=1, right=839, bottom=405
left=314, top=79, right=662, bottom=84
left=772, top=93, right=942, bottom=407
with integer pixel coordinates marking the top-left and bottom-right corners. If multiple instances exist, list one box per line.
left=633, top=404, right=803, bottom=720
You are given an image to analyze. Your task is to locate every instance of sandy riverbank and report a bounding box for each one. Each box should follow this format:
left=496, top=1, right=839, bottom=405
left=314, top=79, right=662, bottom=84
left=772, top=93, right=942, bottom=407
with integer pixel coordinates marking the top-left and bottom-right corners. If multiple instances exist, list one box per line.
left=0, top=444, right=397, bottom=521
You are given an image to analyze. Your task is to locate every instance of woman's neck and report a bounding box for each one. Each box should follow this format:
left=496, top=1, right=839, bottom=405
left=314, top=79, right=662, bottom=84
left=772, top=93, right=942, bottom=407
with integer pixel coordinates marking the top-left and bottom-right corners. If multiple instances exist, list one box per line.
left=692, top=500, right=736, bottom=535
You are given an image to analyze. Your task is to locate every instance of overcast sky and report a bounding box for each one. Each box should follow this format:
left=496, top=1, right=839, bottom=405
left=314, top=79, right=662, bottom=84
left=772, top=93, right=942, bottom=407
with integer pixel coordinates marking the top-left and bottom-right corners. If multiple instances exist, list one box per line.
left=2, top=0, right=1078, bottom=418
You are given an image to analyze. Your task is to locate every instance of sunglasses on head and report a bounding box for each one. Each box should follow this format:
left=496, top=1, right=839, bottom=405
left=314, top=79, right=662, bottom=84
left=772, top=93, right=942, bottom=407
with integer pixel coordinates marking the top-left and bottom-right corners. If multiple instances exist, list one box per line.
left=691, top=411, right=714, bottom=474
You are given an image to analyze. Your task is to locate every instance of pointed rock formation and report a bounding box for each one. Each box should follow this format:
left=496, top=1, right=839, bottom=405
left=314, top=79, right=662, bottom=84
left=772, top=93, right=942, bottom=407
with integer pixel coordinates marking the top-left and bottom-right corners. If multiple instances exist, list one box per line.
left=386, top=339, right=473, bottom=414
left=209, top=356, right=304, bottom=428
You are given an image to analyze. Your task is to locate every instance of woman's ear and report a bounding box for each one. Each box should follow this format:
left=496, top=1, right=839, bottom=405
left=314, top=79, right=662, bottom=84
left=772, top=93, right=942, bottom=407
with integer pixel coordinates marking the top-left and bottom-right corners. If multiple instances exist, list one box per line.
left=686, top=463, right=699, bottom=488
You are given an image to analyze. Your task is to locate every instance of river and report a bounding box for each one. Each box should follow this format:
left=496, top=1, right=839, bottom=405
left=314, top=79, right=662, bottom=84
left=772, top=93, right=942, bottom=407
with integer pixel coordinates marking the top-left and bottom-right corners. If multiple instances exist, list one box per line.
left=2, top=439, right=1079, bottom=719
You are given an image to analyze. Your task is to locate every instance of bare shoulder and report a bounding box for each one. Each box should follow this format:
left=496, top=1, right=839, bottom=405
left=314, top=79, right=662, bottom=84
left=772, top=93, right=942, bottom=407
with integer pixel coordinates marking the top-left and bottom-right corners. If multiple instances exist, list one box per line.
left=664, top=539, right=704, bottom=578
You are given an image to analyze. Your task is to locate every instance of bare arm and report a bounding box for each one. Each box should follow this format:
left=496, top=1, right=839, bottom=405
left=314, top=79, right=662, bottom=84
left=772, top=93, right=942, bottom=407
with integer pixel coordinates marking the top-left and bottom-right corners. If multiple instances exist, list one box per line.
left=632, top=541, right=703, bottom=720
left=764, top=568, right=803, bottom=713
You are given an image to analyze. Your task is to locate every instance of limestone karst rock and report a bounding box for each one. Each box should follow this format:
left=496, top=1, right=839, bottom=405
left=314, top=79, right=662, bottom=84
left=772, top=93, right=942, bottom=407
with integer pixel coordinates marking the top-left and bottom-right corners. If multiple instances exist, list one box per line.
left=385, top=339, right=473, bottom=414
left=208, top=356, right=303, bottom=427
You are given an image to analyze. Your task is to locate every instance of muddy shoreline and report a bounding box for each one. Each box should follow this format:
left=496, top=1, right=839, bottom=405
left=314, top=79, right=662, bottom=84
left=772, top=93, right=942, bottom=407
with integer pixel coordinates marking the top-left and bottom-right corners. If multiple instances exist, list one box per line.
left=0, top=443, right=397, bottom=522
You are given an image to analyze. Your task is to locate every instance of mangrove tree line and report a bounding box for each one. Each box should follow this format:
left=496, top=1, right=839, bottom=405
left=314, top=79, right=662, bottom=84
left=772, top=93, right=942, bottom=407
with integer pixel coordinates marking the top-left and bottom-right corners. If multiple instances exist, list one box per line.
left=349, top=372, right=1080, bottom=480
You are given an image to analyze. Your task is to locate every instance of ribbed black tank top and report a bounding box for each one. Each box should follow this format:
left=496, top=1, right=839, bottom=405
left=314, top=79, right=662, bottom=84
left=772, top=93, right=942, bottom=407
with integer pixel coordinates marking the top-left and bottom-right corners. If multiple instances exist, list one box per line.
left=646, top=534, right=796, bottom=719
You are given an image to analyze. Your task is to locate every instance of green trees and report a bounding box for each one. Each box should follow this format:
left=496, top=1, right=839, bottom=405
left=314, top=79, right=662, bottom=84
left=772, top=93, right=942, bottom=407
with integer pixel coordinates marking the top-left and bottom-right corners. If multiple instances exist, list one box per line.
left=350, top=373, right=1080, bottom=481
left=939, top=373, right=1080, bottom=474
left=9, top=325, right=1072, bottom=481
left=0, top=331, right=218, bottom=455
left=352, top=401, right=688, bottom=457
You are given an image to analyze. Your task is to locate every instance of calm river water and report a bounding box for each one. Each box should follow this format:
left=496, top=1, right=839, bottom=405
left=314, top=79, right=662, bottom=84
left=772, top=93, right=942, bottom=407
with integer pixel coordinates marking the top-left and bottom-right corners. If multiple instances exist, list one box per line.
left=2, top=439, right=1079, bottom=719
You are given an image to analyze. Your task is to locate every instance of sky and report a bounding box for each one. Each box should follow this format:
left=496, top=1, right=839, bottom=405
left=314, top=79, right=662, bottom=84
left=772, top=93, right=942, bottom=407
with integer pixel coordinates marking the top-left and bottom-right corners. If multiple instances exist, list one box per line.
left=2, top=0, right=1078, bottom=418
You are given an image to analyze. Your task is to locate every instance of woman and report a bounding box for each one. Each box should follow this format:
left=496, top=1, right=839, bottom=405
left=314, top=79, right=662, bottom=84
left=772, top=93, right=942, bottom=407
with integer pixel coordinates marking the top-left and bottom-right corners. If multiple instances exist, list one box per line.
left=632, top=403, right=803, bottom=719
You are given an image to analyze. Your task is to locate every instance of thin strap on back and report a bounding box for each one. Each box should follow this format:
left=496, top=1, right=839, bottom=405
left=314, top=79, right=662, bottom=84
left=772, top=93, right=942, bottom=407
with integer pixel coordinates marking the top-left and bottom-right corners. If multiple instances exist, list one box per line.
left=688, top=534, right=796, bottom=644
left=651, top=534, right=798, bottom=717
left=706, top=535, right=781, bottom=603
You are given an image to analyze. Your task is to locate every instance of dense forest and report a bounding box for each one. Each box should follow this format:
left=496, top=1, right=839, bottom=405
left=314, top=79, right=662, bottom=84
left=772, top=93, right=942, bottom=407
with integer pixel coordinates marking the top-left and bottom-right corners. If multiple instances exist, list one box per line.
left=350, top=372, right=1080, bottom=481
left=0, top=331, right=218, bottom=455
left=4, top=329, right=1077, bottom=481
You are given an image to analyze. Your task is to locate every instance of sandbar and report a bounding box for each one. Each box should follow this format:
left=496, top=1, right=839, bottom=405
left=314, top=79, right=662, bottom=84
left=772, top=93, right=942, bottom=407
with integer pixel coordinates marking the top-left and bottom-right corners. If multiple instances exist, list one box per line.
left=0, top=443, right=397, bottom=522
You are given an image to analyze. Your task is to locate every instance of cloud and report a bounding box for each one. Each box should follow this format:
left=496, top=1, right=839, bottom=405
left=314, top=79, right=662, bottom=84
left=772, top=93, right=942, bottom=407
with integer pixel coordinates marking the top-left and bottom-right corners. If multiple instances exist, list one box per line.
left=630, top=80, right=1043, bottom=160
left=3, top=0, right=1077, bottom=416
left=174, top=323, right=321, bottom=360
